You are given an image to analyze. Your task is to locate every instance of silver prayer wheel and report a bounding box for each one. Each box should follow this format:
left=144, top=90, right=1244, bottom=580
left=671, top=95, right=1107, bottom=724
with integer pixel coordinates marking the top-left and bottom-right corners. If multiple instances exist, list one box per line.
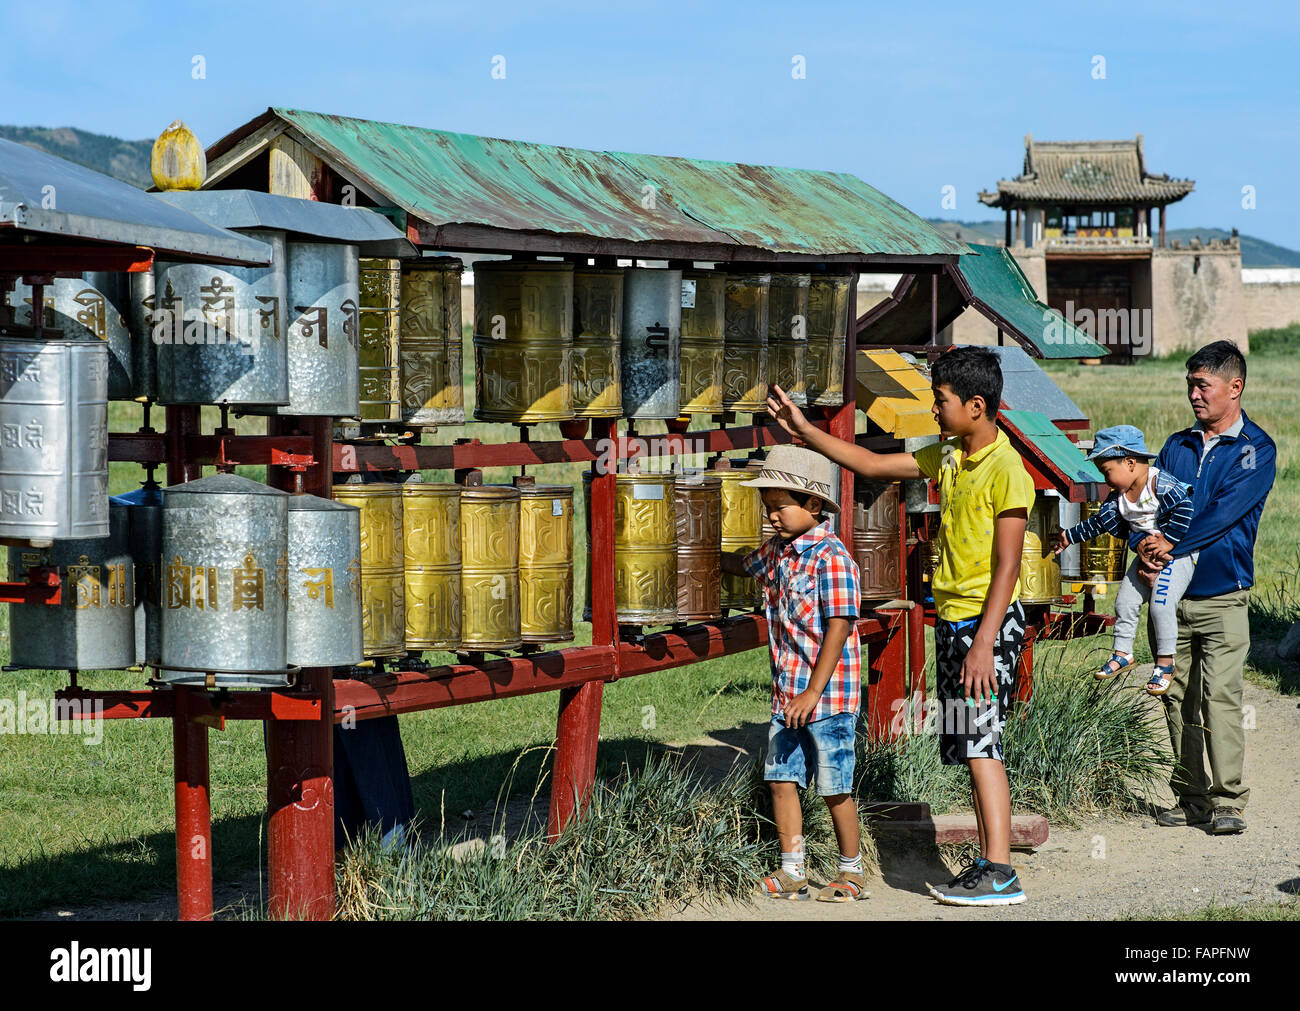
left=1057, top=499, right=1083, bottom=581
left=128, top=270, right=158, bottom=401
left=286, top=494, right=364, bottom=668
left=0, top=334, right=109, bottom=541
left=111, top=483, right=164, bottom=666
left=7, top=501, right=136, bottom=670
left=620, top=268, right=681, bottom=420
left=159, top=473, right=290, bottom=687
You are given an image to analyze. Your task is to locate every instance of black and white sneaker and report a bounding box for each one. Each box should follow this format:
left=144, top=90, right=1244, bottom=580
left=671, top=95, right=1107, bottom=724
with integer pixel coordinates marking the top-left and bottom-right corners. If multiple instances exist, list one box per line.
left=929, top=861, right=1026, bottom=906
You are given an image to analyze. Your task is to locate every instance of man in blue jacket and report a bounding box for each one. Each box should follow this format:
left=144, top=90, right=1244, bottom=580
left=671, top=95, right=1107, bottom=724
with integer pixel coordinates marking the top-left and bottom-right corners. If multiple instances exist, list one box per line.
left=1133, top=341, right=1275, bottom=835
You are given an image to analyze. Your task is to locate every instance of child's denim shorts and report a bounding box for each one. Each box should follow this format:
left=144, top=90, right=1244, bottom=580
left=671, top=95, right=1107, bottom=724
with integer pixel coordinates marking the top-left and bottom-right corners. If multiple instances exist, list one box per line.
left=764, top=711, right=857, bottom=796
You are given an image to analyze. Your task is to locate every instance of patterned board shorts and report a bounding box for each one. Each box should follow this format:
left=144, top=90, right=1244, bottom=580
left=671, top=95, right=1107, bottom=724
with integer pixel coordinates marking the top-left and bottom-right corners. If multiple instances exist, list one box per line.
left=933, top=601, right=1026, bottom=766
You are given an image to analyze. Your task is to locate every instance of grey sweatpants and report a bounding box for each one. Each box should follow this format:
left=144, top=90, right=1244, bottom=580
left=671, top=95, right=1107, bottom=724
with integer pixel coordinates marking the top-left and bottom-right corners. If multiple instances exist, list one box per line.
left=1113, top=554, right=1197, bottom=657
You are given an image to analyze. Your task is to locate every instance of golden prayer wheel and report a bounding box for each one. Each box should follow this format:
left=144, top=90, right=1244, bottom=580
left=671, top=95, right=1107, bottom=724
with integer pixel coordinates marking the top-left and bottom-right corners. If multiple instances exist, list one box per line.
left=400, top=257, right=465, bottom=426
left=460, top=485, right=522, bottom=650
left=401, top=480, right=461, bottom=651
left=716, top=462, right=763, bottom=610
left=721, top=272, right=770, bottom=412
left=1019, top=491, right=1062, bottom=605
left=767, top=273, right=810, bottom=406
left=1080, top=499, right=1128, bottom=582
left=472, top=261, right=573, bottom=423
left=517, top=482, right=574, bottom=643
left=853, top=481, right=901, bottom=600
left=678, top=269, right=726, bottom=415
left=572, top=268, right=623, bottom=418
left=332, top=481, right=406, bottom=658
left=583, top=472, right=677, bottom=625
left=675, top=473, right=722, bottom=621
left=805, top=274, right=851, bottom=406
left=358, top=258, right=403, bottom=422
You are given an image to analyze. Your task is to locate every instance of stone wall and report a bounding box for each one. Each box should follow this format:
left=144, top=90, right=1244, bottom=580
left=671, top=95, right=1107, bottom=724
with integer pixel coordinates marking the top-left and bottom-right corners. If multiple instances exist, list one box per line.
left=1149, top=245, right=1246, bottom=356
left=1243, top=269, right=1300, bottom=332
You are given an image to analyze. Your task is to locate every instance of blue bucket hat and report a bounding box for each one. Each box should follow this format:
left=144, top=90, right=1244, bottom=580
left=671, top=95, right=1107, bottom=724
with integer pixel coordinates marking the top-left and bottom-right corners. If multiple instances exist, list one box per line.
left=1087, top=425, right=1154, bottom=461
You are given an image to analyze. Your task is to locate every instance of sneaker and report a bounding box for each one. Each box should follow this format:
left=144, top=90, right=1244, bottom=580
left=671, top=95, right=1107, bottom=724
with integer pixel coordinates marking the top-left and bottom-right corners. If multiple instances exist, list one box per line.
left=925, top=856, right=986, bottom=899
left=1155, top=806, right=1212, bottom=828
left=1211, top=808, right=1246, bottom=835
left=930, top=861, right=1026, bottom=906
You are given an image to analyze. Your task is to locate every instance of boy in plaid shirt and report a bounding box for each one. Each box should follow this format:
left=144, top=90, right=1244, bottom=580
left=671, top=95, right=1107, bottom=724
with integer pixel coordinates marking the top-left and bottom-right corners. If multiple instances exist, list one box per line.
left=720, top=445, right=865, bottom=901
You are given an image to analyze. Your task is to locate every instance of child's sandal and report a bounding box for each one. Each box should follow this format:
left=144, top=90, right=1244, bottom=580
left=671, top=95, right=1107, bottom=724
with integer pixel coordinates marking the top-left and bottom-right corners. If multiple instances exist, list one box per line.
left=816, top=870, right=869, bottom=902
left=759, top=868, right=808, bottom=900
left=1145, top=664, right=1175, bottom=696
left=1095, top=652, right=1136, bottom=681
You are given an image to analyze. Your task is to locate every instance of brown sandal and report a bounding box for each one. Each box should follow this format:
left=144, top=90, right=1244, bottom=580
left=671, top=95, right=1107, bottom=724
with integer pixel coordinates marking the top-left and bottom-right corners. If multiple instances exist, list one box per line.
left=816, top=870, right=869, bottom=902
left=759, top=868, right=809, bottom=900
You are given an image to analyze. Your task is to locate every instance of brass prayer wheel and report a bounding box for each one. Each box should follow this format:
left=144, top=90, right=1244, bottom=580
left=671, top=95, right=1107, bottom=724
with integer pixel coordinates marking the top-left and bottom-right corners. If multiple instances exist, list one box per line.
left=332, top=481, right=406, bottom=657
left=472, top=260, right=573, bottom=423
left=518, top=483, right=574, bottom=642
left=401, top=479, right=461, bottom=651
left=767, top=273, right=810, bottom=406
left=716, top=462, right=763, bottom=610
left=583, top=472, right=677, bottom=625
left=721, top=273, right=770, bottom=412
left=853, top=481, right=901, bottom=600
left=678, top=269, right=726, bottom=415
left=460, top=485, right=522, bottom=650
left=805, top=274, right=851, bottom=406
left=1019, top=491, right=1062, bottom=605
left=572, top=268, right=623, bottom=418
left=358, top=258, right=403, bottom=422
left=675, top=472, right=722, bottom=622
left=400, top=257, right=465, bottom=426
left=1080, top=499, right=1128, bottom=582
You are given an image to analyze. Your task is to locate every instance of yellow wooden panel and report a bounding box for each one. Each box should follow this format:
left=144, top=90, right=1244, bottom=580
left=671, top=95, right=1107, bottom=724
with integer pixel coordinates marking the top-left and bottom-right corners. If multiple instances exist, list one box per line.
left=855, top=349, right=938, bottom=438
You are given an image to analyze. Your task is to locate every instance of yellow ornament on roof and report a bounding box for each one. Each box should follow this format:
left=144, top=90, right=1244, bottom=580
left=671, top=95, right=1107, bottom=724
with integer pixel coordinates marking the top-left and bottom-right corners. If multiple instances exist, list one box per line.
left=151, top=120, right=206, bottom=192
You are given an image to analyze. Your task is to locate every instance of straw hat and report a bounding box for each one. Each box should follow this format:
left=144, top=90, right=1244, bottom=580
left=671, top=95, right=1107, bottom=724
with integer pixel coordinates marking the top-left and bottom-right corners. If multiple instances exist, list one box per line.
left=740, top=444, right=840, bottom=514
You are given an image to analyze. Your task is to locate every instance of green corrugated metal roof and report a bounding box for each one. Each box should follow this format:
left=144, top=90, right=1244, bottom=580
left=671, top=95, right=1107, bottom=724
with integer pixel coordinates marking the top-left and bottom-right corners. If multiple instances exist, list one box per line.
left=1001, top=409, right=1105, bottom=484
left=248, top=108, right=968, bottom=258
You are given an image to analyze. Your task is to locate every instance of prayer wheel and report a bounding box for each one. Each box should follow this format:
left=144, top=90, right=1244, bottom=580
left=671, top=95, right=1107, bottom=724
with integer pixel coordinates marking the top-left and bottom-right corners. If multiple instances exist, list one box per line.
left=675, top=472, right=722, bottom=622
left=331, top=481, right=405, bottom=658
left=572, top=267, right=623, bottom=418
left=460, top=485, right=522, bottom=650
left=518, top=482, right=574, bottom=643
left=805, top=274, right=851, bottom=406
left=128, top=271, right=158, bottom=401
left=715, top=461, right=763, bottom=610
left=400, top=257, right=465, bottom=426
left=1019, top=491, right=1062, bottom=605
left=358, top=257, right=403, bottom=422
left=620, top=268, right=681, bottom=420
left=721, top=273, right=770, bottom=412
left=853, top=481, right=901, bottom=600
left=1080, top=499, right=1128, bottom=582
left=678, top=269, right=726, bottom=416
left=111, top=482, right=164, bottom=666
left=286, top=494, right=364, bottom=668
left=401, top=479, right=461, bottom=652
left=1057, top=499, right=1083, bottom=581
left=584, top=472, right=677, bottom=625
left=767, top=273, right=810, bottom=406
left=472, top=260, right=573, bottom=423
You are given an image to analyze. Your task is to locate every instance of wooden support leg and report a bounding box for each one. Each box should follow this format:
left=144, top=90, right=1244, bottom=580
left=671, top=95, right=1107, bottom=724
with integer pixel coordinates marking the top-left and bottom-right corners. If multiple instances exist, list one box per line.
left=1015, top=628, right=1036, bottom=706
left=866, top=623, right=907, bottom=740
left=548, top=680, right=605, bottom=838
left=173, top=686, right=213, bottom=921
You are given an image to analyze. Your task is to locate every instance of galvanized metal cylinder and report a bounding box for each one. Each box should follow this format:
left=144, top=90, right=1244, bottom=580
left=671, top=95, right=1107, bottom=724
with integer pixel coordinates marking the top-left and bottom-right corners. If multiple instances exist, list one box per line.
left=1079, top=499, right=1128, bottom=582
left=584, top=472, right=677, bottom=625
left=358, top=257, right=403, bottom=422
left=1019, top=491, right=1062, bottom=605
left=620, top=268, right=681, bottom=420
left=402, top=480, right=461, bottom=652
left=129, top=270, right=158, bottom=402
left=111, top=484, right=163, bottom=666
left=903, top=435, right=941, bottom=514
left=767, top=273, right=810, bottom=407
left=7, top=501, right=135, bottom=670
left=1057, top=499, right=1083, bottom=581
left=287, top=494, right=364, bottom=668
left=572, top=267, right=623, bottom=418
left=716, top=462, right=763, bottom=610
left=331, top=481, right=406, bottom=658
left=721, top=272, right=770, bottom=412
left=400, top=257, right=465, bottom=426
left=460, top=485, right=522, bottom=650
left=675, top=472, right=722, bottom=622
left=805, top=274, right=851, bottom=406
left=518, top=483, right=574, bottom=643
left=472, top=261, right=573, bottom=423
left=0, top=334, right=109, bottom=541
left=159, top=473, right=290, bottom=686
left=155, top=228, right=290, bottom=406
left=853, top=481, right=901, bottom=600
left=678, top=269, right=726, bottom=416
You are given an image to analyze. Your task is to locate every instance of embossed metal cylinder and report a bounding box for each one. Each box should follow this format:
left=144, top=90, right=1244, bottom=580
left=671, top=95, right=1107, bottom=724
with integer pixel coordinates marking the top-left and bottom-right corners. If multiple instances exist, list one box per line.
left=402, top=480, right=461, bottom=651
left=1019, top=491, right=1062, bottom=605
left=128, top=270, right=158, bottom=402
left=675, top=472, right=722, bottom=622
left=159, top=473, right=290, bottom=686
left=155, top=229, right=290, bottom=406
left=853, top=481, right=901, bottom=600
left=1057, top=499, right=1083, bottom=581
left=721, top=272, right=770, bottom=412
left=111, top=484, right=163, bottom=666
left=472, top=261, right=573, bottom=423
left=572, top=267, right=623, bottom=418
left=400, top=257, right=465, bottom=426
left=767, top=273, right=810, bottom=407
left=358, top=257, right=403, bottom=421
left=620, top=268, right=681, bottom=420
left=331, top=481, right=406, bottom=658
left=1080, top=499, right=1128, bottom=582
left=287, top=494, right=364, bottom=668
left=678, top=269, right=726, bottom=416
left=7, top=501, right=135, bottom=670
left=461, top=485, right=522, bottom=650
left=518, top=483, right=574, bottom=643
left=805, top=274, right=851, bottom=406
left=584, top=472, right=677, bottom=625
left=715, top=463, right=763, bottom=610
left=0, top=335, right=109, bottom=541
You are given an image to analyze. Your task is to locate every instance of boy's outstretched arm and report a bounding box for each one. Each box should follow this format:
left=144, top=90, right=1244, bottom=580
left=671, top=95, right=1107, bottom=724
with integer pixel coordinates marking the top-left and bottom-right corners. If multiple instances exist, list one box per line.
left=767, top=385, right=924, bottom=482
left=783, top=616, right=854, bottom=729
left=962, top=509, right=1027, bottom=703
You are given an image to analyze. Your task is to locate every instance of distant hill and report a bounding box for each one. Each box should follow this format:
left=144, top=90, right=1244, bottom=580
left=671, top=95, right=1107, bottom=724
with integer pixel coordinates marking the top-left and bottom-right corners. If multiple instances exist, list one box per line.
left=0, top=125, right=152, bottom=188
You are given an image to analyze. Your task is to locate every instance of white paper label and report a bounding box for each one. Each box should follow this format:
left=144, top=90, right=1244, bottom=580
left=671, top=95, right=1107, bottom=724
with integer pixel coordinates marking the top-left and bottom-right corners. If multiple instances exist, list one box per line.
left=551, top=498, right=564, bottom=516
left=632, top=484, right=664, bottom=500
left=680, top=279, right=696, bottom=309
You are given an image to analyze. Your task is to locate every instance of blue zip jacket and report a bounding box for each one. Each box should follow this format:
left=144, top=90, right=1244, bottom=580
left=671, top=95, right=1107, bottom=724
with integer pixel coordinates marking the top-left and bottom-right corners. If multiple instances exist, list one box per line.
left=1132, top=411, right=1275, bottom=598
left=1065, top=468, right=1194, bottom=546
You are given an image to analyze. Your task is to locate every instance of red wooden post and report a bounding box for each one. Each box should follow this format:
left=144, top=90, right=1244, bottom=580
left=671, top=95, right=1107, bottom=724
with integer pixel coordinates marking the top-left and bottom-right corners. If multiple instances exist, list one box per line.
left=1015, top=622, right=1036, bottom=706
left=865, top=621, right=907, bottom=740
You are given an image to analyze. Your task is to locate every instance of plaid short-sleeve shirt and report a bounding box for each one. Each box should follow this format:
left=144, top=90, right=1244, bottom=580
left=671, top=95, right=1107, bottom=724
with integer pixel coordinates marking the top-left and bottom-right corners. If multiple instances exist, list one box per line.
left=743, top=520, right=862, bottom=720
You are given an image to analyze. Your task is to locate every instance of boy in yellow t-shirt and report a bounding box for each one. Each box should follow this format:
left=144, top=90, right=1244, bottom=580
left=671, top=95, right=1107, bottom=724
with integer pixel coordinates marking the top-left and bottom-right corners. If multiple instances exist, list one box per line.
left=766, top=347, right=1033, bottom=907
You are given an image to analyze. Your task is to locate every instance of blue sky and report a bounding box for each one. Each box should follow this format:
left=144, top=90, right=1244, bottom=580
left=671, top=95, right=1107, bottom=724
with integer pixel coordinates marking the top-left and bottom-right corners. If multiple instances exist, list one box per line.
left=3, top=0, right=1297, bottom=246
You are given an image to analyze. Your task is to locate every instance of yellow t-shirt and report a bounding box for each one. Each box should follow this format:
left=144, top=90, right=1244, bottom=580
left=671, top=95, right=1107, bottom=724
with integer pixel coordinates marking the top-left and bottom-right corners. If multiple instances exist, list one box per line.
left=914, top=429, right=1035, bottom=620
